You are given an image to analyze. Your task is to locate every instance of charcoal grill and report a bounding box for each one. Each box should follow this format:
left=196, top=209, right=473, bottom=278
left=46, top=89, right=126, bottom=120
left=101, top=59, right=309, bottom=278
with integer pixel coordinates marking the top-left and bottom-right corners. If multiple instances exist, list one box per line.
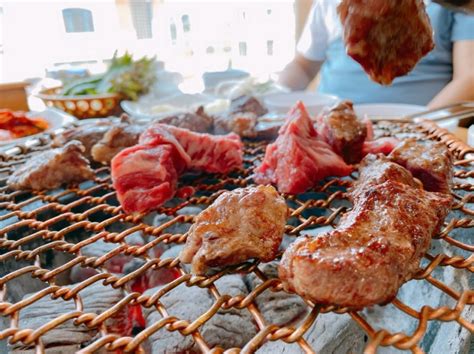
left=0, top=120, right=473, bottom=353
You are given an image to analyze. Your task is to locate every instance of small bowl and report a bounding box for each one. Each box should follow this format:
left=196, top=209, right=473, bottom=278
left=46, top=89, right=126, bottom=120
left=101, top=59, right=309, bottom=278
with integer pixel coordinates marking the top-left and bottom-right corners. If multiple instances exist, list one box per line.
left=37, top=87, right=122, bottom=119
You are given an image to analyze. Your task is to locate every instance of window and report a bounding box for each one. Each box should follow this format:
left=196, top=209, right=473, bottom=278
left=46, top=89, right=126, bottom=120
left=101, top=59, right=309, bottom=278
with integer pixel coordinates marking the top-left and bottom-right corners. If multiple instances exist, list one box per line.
left=267, top=40, right=274, bottom=56
left=62, top=8, right=94, bottom=33
left=170, top=20, right=177, bottom=42
left=130, top=0, right=153, bottom=39
left=239, top=42, right=247, bottom=56
left=181, top=14, right=190, bottom=33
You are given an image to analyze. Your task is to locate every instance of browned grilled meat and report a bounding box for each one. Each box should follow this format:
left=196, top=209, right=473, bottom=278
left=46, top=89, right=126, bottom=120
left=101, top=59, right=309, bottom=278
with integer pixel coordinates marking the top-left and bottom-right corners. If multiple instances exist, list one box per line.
left=7, top=141, right=94, bottom=190
left=180, top=185, right=288, bottom=275
left=52, top=121, right=112, bottom=160
left=91, top=116, right=146, bottom=164
left=317, top=101, right=367, bottom=164
left=390, top=138, right=453, bottom=194
left=214, top=96, right=268, bottom=138
left=229, top=95, right=268, bottom=116
left=338, top=0, right=434, bottom=85
left=158, top=106, right=213, bottom=133
left=279, top=153, right=452, bottom=308
left=214, top=112, right=258, bottom=138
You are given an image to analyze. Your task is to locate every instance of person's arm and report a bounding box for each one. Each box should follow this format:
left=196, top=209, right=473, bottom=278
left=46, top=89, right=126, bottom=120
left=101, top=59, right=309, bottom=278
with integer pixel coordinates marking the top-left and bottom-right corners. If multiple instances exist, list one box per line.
left=428, top=40, right=474, bottom=108
left=279, top=54, right=323, bottom=91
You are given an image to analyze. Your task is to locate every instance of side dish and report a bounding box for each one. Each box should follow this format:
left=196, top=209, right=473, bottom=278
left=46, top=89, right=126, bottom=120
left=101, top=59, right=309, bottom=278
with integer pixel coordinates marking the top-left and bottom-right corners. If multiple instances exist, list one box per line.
left=0, top=109, right=49, bottom=141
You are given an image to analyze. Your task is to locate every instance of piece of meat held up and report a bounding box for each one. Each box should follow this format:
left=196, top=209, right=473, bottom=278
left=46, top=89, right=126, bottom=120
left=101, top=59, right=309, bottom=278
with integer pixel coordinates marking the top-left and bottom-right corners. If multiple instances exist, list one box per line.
left=7, top=140, right=94, bottom=190
left=279, top=149, right=452, bottom=308
left=180, top=185, right=288, bottom=275
left=338, top=0, right=435, bottom=85
left=112, top=124, right=243, bottom=214
left=253, top=101, right=352, bottom=194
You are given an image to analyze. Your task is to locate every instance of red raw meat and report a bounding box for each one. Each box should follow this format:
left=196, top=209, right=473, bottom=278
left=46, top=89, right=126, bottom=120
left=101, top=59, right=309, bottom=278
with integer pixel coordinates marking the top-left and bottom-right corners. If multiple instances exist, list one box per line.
left=363, top=137, right=400, bottom=156
left=338, top=0, right=434, bottom=85
left=254, top=101, right=352, bottom=194
left=112, top=124, right=243, bottom=214
left=141, top=124, right=244, bottom=174
left=112, top=144, right=187, bottom=214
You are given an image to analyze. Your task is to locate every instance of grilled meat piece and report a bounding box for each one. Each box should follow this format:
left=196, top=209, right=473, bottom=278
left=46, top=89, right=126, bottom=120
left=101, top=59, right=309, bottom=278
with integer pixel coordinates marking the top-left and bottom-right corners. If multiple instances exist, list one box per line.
left=91, top=117, right=146, bottom=164
left=141, top=124, right=243, bottom=174
left=338, top=0, right=434, bottom=85
left=53, top=121, right=112, bottom=160
left=214, top=96, right=268, bottom=138
left=362, top=137, right=400, bottom=156
left=279, top=153, right=452, bottom=308
left=353, top=154, right=421, bottom=190
left=317, top=101, right=367, bottom=164
left=214, top=112, right=258, bottom=138
left=180, top=185, right=288, bottom=275
left=253, top=101, right=352, bottom=194
left=7, top=141, right=94, bottom=190
left=158, top=106, right=213, bottom=133
left=390, top=138, right=453, bottom=194
left=229, top=95, right=268, bottom=116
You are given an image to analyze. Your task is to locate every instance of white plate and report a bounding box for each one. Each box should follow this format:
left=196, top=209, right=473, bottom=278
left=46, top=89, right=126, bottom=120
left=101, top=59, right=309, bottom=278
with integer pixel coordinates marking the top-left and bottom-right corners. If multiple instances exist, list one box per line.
left=354, top=103, right=458, bottom=132
left=0, top=108, right=76, bottom=146
left=121, top=93, right=217, bottom=120
left=264, top=91, right=339, bottom=116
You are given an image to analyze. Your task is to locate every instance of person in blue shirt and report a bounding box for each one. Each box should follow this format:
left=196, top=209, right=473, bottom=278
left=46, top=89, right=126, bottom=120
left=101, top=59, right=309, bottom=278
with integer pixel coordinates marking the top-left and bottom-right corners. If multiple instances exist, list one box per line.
left=279, top=0, right=474, bottom=108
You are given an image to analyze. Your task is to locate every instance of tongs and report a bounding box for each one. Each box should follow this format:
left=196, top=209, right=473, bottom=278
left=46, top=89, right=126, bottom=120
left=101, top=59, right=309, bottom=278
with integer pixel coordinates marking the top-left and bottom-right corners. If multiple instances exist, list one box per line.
left=368, top=101, right=474, bottom=124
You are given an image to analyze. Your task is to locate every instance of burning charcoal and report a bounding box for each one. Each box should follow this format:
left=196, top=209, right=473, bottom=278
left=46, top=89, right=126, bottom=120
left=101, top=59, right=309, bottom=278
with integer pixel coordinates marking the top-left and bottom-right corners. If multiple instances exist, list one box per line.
left=176, top=206, right=203, bottom=216
left=152, top=214, right=193, bottom=235
left=10, top=282, right=131, bottom=352
left=143, top=275, right=257, bottom=352
left=258, top=312, right=366, bottom=354
left=70, top=233, right=145, bottom=283
left=123, top=257, right=180, bottom=293
left=244, top=262, right=308, bottom=326
left=161, top=245, right=184, bottom=259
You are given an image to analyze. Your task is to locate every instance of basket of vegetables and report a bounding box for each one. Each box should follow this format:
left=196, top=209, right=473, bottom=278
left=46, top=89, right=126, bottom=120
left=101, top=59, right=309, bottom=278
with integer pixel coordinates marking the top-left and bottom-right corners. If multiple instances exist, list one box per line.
left=37, top=52, right=156, bottom=119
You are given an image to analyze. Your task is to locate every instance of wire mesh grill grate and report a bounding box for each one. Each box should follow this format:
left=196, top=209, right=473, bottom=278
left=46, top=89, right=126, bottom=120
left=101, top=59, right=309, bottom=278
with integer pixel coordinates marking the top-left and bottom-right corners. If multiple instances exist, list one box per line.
left=0, top=120, right=473, bottom=353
